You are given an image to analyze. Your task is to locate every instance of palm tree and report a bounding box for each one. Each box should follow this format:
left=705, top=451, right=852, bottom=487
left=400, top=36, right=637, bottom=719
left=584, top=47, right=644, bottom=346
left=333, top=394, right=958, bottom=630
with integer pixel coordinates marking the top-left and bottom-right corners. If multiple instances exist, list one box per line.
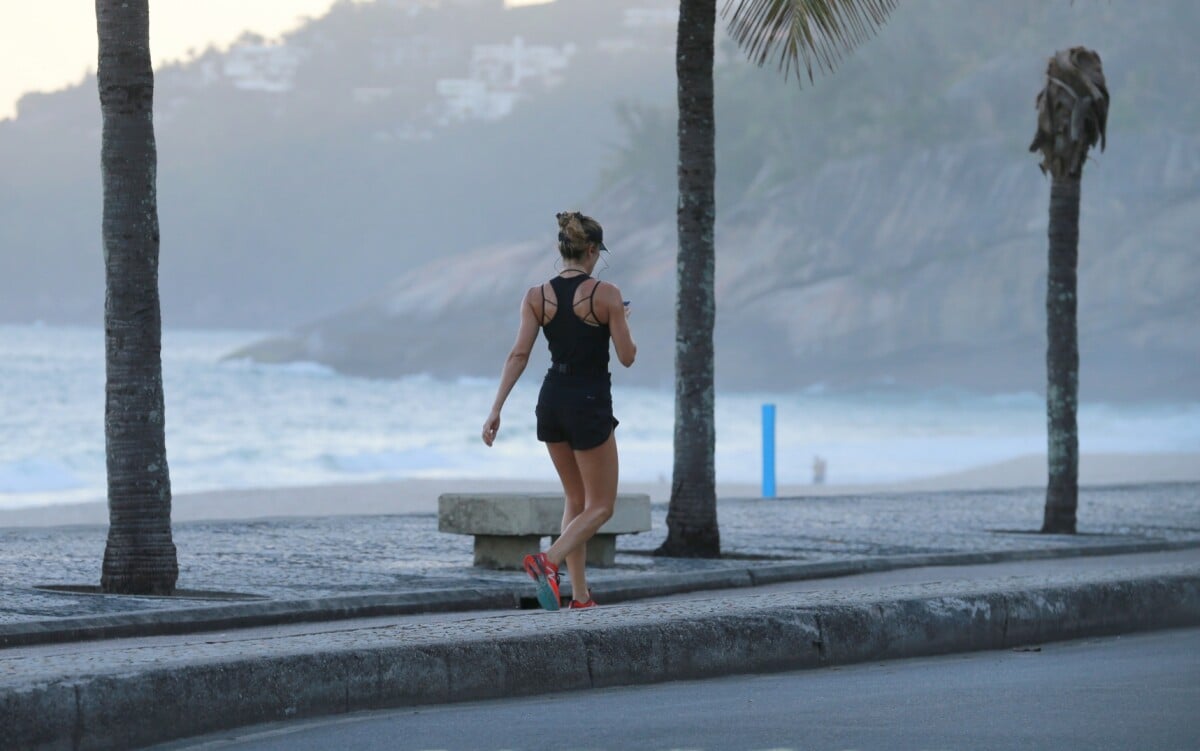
left=1028, top=47, right=1109, bottom=535
left=657, top=0, right=895, bottom=558
left=96, top=0, right=179, bottom=594
left=658, top=0, right=721, bottom=558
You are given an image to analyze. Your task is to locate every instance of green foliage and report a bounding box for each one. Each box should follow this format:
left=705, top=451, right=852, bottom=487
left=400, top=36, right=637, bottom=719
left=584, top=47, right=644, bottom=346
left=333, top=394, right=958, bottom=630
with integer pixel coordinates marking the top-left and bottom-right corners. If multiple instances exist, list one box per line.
left=597, top=100, right=677, bottom=212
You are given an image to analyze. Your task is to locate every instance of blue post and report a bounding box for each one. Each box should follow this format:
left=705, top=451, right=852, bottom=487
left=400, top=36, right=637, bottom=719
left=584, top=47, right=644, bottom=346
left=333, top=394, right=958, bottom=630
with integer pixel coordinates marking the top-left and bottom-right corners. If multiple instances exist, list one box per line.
left=762, top=403, right=776, bottom=498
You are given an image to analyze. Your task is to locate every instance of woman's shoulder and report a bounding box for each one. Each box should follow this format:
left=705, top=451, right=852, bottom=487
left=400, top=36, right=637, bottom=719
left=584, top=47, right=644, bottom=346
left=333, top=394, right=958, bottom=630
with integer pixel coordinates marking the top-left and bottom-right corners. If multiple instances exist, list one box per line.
left=521, top=285, right=545, bottom=309
left=590, top=278, right=623, bottom=302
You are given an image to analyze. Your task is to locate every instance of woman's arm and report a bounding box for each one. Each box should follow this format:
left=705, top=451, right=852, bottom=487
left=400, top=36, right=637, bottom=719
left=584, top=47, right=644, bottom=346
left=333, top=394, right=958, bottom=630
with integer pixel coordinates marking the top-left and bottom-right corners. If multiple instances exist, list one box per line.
left=482, top=288, right=541, bottom=446
left=598, top=282, right=637, bottom=368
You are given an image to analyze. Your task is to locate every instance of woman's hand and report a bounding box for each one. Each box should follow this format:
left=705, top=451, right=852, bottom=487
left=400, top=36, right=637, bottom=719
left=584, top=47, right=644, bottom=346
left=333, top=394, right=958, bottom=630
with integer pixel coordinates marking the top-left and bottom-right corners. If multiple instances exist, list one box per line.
left=602, top=285, right=636, bottom=367
left=482, top=410, right=501, bottom=446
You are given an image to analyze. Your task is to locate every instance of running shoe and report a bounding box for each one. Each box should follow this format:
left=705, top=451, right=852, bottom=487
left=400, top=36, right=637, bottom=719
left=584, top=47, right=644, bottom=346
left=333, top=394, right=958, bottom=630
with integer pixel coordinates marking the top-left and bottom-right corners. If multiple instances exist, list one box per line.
left=522, top=552, right=561, bottom=611
left=568, top=587, right=595, bottom=609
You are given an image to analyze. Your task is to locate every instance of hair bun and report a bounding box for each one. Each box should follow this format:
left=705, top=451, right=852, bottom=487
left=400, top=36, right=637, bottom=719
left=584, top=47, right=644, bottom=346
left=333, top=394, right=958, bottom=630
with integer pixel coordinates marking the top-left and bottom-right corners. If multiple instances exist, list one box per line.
left=555, top=210, right=602, bottom=261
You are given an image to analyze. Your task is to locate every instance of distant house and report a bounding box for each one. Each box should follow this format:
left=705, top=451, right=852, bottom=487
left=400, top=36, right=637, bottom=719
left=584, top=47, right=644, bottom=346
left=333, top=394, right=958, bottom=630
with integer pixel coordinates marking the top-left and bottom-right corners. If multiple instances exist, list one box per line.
left=435, top=79, right=520, bottom=121
left=472, top=36, right=573, bottom=88
left=223, top=41, right=306, bottom=93
left=435, top=36, right=574, bottom=123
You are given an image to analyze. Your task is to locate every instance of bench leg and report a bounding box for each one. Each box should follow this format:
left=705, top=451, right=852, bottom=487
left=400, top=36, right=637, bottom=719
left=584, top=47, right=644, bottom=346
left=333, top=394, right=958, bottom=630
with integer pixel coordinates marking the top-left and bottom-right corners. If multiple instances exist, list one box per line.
left=586, top=535, right=617, bottom=567
left=474, top=535, right=541, bottom=570
left=551, top=534, right=618, bottom=568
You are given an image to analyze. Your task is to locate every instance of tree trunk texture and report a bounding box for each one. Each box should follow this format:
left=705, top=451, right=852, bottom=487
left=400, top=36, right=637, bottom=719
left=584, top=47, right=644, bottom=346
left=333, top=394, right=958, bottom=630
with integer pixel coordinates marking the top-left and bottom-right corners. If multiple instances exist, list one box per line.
left=658, top=0, right=720, bottom=558
left=97, top=0, right=179, bottom=594
left=1042, top=176, right=1080, bottom=534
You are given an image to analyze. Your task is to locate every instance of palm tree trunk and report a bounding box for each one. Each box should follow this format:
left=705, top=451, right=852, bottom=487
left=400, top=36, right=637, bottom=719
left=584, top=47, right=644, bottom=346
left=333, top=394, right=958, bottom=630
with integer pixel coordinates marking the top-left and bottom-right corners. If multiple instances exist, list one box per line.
left=657, top=0, right=720, bottom=558
left=97, top=0, right=179, bottom=594
left=1042, top=175, right=1080, bottom=534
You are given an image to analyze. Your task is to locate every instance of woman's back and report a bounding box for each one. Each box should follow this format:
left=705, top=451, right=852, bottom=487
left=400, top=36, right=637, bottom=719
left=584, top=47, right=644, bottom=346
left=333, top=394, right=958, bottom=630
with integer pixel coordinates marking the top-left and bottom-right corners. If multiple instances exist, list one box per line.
left=540, top=274, right=610, bottom=377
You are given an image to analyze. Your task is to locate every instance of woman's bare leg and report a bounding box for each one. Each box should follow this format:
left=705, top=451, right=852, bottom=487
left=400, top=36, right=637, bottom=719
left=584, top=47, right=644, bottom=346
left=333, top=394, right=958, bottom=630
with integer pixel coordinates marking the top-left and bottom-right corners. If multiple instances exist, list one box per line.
left=545, top=441, right=588, bottom=601
left=546, top=432, right=617, bottom=575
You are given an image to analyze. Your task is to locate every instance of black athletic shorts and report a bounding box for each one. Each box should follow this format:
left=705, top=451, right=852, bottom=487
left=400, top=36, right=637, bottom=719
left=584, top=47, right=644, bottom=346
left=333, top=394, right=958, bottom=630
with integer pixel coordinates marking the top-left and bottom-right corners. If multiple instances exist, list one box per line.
left=535, top=372, right=619, bottom=451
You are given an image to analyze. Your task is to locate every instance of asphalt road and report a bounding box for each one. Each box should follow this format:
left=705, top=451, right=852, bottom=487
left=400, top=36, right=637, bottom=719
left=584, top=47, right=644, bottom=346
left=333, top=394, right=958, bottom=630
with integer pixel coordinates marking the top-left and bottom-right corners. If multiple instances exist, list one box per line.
left=154, top=627, right=1200, bottom=751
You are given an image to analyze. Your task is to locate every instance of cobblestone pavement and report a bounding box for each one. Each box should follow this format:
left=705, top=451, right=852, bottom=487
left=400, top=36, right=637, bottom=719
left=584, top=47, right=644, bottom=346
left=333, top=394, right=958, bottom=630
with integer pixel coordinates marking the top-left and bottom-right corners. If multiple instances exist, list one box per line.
left=5, top=556, right=1198, bottom=688
left=0, top=483, right=1196, bottom=625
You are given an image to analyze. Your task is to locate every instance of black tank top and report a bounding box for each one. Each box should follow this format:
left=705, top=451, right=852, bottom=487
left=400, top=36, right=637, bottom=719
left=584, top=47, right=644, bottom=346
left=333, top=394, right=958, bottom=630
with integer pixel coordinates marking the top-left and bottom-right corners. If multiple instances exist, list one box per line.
left=542, top=275, right=610, bottom=376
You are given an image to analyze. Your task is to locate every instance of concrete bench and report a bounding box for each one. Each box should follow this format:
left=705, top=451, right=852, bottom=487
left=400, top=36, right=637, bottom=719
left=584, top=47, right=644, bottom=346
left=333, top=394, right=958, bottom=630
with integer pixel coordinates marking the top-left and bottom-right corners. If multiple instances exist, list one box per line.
left=438, top=493, right=652, bottom=569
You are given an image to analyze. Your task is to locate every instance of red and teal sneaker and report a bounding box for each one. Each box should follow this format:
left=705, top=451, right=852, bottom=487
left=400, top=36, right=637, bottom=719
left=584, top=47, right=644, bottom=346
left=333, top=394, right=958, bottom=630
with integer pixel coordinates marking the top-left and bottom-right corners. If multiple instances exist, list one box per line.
left=522, top=552, right=561, bottom=611
left=568, top=587, right=595, bottom=609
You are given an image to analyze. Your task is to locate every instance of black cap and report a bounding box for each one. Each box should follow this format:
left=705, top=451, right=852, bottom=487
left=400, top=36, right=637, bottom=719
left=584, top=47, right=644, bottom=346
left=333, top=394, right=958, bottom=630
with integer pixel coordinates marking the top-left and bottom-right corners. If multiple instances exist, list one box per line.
left=586, top=224, right=607, bottom=252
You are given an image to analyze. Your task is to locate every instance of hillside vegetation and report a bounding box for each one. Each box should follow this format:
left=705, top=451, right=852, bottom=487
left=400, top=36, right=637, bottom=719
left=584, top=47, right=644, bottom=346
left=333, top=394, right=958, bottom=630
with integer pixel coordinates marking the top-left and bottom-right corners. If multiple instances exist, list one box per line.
left=235, top=0, right=1200, bottom=399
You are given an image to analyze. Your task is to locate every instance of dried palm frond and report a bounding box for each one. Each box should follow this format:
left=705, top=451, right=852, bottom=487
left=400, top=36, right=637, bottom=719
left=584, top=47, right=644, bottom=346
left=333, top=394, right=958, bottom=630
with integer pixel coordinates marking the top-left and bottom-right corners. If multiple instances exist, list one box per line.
left=1029, top=47, right=1109, bottom=178
left=722, top=0, right=897, bottom=83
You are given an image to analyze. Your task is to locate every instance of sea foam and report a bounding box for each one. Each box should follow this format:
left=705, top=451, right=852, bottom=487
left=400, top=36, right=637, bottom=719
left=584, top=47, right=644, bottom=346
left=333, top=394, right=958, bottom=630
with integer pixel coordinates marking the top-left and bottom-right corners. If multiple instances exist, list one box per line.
left=2, top=325, right=1197, bottom=510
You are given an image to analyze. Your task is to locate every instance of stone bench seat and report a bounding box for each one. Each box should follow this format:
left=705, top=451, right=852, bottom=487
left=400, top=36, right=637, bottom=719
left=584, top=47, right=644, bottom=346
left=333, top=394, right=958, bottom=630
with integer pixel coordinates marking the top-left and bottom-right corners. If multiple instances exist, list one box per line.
left=438, top=493, right=652, bottom=569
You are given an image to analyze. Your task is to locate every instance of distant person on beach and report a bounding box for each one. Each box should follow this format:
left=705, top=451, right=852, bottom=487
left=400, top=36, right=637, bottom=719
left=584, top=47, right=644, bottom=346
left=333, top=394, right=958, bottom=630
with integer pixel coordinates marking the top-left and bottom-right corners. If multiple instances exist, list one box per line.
left=813, top=455, right=827, bottom=485
left=482, top=211, right=637, bottom=611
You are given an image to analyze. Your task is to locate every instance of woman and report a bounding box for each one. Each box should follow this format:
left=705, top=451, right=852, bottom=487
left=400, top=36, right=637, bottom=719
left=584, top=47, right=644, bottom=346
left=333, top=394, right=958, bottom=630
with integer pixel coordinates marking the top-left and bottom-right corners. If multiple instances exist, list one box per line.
left=482, top=211, right=637, bottom=611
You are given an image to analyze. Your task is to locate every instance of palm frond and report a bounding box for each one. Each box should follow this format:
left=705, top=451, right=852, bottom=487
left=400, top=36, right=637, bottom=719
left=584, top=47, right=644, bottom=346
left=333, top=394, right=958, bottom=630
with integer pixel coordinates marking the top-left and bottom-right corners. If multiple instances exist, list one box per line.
left=1028, top=47, right=1109, bottom=178
left=722, top=0, right=898, bottom=83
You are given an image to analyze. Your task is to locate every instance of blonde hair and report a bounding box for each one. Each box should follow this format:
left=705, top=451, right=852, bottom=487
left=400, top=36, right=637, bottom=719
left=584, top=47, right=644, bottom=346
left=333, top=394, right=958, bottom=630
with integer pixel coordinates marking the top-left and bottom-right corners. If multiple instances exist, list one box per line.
left=556, top=211, right=603, bottom=261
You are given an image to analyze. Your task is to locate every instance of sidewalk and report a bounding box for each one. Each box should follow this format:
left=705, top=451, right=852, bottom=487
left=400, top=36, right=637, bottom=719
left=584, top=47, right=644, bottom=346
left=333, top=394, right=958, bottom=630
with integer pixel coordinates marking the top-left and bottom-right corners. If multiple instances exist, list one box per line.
left=4, top=550, right=1199, bottom=750
left=1, top=482, right=1199, bottom=749
left=1, top=483, right=1198, bottom=645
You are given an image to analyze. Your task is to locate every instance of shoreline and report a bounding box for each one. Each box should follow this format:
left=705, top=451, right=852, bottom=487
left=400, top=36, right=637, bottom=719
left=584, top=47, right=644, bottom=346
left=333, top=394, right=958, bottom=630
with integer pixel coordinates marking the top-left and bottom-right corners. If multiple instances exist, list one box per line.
left=1, top=452, right=1196, bottom=528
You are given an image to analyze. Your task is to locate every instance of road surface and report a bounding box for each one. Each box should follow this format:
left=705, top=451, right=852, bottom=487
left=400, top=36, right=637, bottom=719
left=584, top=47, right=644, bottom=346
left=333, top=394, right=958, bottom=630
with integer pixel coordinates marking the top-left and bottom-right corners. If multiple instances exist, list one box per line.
left=153, top=627, right=1200, bottom=751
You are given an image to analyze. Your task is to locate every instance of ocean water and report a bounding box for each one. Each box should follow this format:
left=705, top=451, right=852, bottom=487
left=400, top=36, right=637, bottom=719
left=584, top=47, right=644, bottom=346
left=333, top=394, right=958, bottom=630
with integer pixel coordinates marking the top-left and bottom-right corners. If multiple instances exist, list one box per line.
left=1, top=324, right=1198, bottom=510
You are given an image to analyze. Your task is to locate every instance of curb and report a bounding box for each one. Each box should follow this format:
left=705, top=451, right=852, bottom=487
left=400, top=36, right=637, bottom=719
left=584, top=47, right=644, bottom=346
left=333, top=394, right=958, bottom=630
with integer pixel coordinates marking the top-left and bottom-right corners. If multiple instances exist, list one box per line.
left=0, top=587, right=523, bottom=650
left=3, top=570, right=1199, bottom=750
left=599, top=539, right=1200, bottom=603
left=3, top=539, right=1198, bottom=649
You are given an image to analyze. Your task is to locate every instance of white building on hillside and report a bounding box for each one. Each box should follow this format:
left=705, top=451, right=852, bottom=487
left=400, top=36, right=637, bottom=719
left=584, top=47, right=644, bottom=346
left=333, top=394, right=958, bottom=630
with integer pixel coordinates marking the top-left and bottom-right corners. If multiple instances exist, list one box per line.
left=435, top=36, right=574, bottom=123
left=472, top=36, right=574, bottom=88
left=223, top=41, right=305, bottom=93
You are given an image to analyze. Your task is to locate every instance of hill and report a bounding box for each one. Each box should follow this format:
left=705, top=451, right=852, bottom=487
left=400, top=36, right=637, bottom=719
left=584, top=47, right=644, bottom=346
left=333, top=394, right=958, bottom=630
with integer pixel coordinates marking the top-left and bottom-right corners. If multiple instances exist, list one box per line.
left=231, top=0, right=1200, bottom=399
left=2, top=0, right=1196, bottom=398
left=0, top=0, right=678, bottom=327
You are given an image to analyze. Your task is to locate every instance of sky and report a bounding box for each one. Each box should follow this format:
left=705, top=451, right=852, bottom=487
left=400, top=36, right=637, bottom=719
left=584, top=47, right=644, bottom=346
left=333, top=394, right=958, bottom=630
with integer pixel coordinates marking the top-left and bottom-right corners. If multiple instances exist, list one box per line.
left=0, top=0, right=552, bottom=121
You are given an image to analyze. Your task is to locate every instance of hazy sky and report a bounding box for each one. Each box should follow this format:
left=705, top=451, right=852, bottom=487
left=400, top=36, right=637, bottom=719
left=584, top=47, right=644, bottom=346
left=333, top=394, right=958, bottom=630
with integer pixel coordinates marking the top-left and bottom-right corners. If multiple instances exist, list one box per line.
left=0, top=0, right=551, bottom=121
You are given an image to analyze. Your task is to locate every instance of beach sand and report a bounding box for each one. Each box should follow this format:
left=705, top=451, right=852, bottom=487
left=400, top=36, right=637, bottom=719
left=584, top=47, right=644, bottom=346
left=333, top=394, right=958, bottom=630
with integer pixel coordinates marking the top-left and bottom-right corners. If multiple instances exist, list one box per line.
left=1, top=452, right=1196, bottom=528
